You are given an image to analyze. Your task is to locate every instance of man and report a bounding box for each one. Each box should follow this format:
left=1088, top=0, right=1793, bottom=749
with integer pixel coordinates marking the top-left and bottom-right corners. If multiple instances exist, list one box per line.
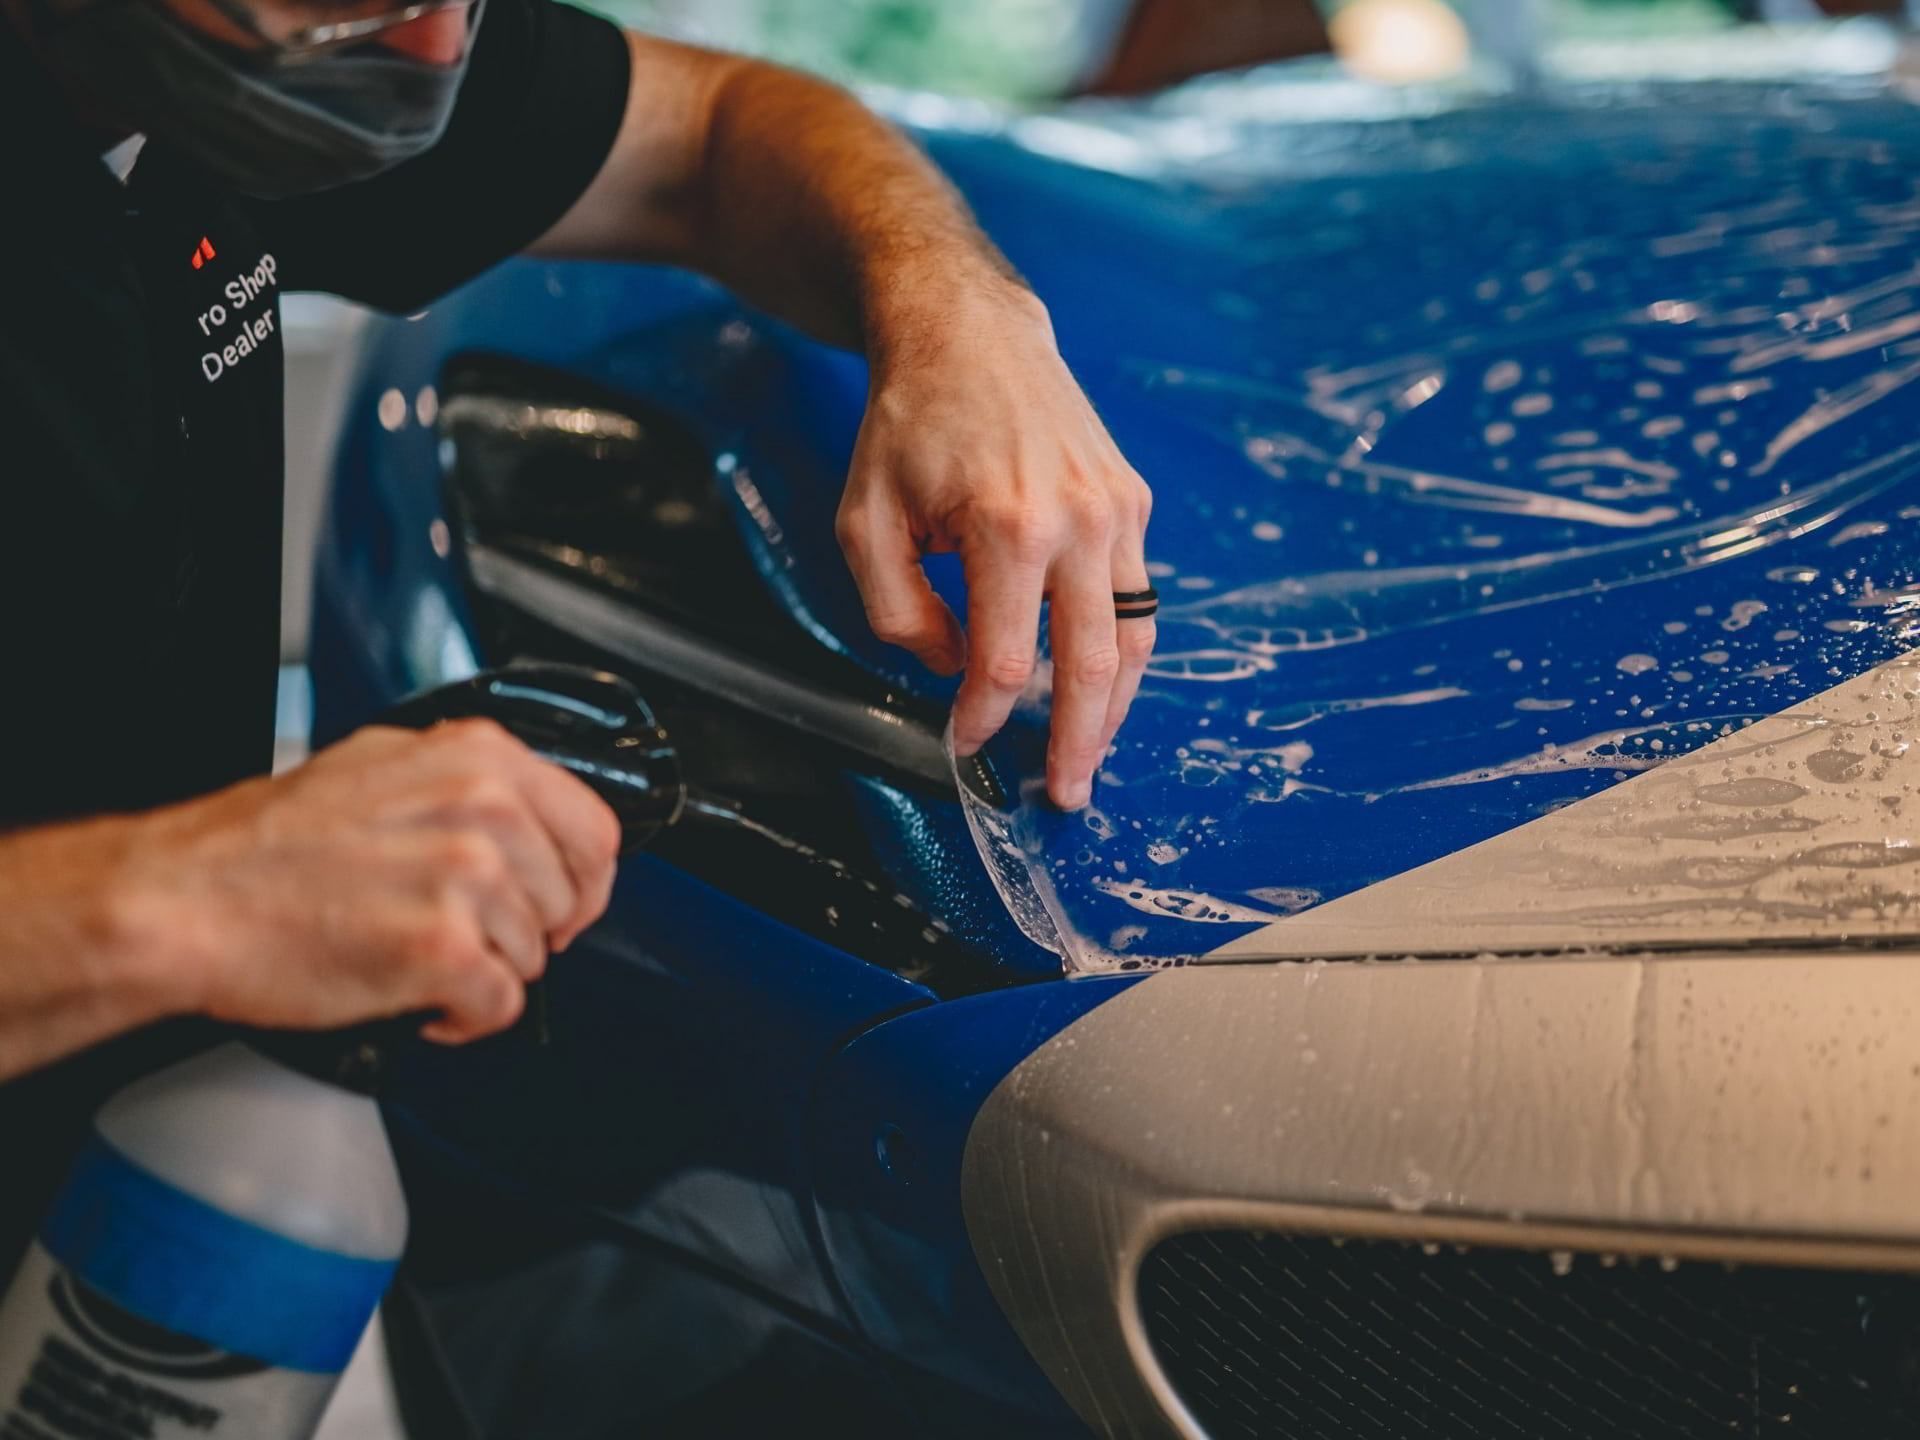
left=0, top=0, right=1153, bottom=1266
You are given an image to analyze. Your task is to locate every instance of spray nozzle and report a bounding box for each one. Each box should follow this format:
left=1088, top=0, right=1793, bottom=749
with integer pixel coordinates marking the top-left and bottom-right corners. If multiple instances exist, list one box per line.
left=373, top=663, right=685, bottom=853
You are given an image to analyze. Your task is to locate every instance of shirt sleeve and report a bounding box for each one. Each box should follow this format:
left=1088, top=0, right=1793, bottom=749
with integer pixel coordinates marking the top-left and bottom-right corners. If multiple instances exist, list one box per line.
left=241, top=0, right=631, bottom=312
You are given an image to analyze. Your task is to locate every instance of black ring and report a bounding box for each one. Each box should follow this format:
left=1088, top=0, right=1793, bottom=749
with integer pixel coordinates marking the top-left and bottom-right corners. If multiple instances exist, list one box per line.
left=1113, top=588, right=1158, bottom=604
left=1115, top=586, right=1158, bottom=619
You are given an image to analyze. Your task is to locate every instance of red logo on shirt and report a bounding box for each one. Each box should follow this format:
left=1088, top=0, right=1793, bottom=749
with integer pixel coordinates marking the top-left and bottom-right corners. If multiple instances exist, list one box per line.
left=190, top=236, right=217, bottom=271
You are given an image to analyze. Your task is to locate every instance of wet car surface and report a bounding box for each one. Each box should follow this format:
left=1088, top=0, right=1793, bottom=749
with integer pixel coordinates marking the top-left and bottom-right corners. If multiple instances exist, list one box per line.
left=926, top=79, right=1920, bottom=965
left=312, top=67, right=1920, bottom=1440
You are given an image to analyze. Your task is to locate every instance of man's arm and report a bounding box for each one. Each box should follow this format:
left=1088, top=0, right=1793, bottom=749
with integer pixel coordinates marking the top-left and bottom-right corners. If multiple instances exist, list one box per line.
left=535, top=35, right=1155, bottom=810
left=534, top=34, right=1008, bottom=349
left=0, top=723, right=619, bottom=1085
left=0, top=816, right=184, bottom=1083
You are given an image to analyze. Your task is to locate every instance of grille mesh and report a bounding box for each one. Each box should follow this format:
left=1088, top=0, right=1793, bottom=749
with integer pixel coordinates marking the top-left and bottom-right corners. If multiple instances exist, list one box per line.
left=1137, top=1230, right=1920, bottom=1439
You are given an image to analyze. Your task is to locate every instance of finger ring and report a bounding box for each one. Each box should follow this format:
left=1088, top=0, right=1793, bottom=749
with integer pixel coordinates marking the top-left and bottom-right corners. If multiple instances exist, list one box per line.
left=1114, top=587, right=1158, bottom=619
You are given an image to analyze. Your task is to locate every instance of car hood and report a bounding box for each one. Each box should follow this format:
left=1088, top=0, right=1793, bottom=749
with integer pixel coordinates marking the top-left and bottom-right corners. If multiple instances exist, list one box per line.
left=717, top=77, right=1920, bottom=967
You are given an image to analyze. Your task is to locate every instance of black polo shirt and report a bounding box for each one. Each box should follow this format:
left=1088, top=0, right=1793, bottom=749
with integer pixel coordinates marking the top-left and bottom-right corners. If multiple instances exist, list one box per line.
left=0, top=2, right=630, bottom=1269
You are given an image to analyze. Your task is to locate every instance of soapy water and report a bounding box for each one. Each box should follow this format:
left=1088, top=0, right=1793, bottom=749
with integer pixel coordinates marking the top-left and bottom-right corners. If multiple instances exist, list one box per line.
left=940, top=82, right=1920, bottom=971
left=682, top=81, right=1920, bottom=970
left=948, top=717, right=1075, bottom=962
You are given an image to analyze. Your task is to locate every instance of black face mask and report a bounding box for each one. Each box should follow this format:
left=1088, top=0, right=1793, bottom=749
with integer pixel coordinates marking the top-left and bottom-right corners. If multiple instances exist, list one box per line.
left=35, top=0, right=483, bottom=199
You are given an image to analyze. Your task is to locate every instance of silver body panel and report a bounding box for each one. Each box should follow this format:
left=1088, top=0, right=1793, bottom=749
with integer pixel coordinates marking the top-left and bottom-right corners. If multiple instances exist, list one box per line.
left=1211, top=648, right=1920, bottom=963
left=962, top=651, right=1920, bottom=1438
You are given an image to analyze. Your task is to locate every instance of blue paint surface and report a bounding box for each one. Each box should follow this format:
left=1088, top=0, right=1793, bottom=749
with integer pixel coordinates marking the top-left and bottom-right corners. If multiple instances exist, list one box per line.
left=311, top=74, right=1920, bottom=1433
left=809, top=974, right=1145, bottom=1435
left=713, top=90, right=1920, bottom=966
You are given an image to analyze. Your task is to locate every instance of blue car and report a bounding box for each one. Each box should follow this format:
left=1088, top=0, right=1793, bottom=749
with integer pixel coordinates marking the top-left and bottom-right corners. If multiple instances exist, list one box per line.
left=311, top=63, right=1920, bottom=1440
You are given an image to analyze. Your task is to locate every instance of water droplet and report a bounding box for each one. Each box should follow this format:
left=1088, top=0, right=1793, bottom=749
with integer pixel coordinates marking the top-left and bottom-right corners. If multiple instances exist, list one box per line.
left=377, top=388, right=408, bottom=432
left=1483, top=359, right=1523, bottom=393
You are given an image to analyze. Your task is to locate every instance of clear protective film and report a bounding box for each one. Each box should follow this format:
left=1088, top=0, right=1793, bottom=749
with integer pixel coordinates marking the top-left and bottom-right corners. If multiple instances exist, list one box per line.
left=947, top=713, right=1077, bottom=965
left=948, top=665, right=1314, bottom=972
left=936, top=88, right=1920, bottom=973
left=825, top=85, right=1920, bottom=975
left=948, top=302, right=1920, bottom=976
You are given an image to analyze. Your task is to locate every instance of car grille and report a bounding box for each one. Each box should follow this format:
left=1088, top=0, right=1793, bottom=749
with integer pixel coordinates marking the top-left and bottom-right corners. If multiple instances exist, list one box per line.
left=1137, top=1229, right=1920, bottom=1439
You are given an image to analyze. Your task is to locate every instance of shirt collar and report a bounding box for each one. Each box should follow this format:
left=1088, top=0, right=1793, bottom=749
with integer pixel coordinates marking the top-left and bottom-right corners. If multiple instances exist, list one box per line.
left=101, top=134, right=147, bottom=183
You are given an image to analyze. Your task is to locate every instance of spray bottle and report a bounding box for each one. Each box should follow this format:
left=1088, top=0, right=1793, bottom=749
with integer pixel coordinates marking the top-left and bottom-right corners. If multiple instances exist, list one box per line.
left=0, top=665, right=682, bottom=1439
left=0, top=1043, right=406, bottom=1439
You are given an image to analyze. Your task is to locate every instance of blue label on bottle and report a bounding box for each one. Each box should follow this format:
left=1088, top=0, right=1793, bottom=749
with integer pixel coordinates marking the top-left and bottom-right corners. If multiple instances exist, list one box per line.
left=38, top=1136, right=396, bottom=1374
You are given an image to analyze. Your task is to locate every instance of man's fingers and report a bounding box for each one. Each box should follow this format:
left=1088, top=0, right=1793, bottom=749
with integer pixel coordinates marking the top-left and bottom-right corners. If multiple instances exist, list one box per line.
left=837, top=500, right=966, bottom=675
left=550, top=848, right=618, bottom=954
left=448, top=777, right=578, bottom=942
left=1100, top=536, right=1156, bottom=757
left=414, top=914, right=527, bottom=1045
left=952, top=533, right=1048, bottom=756
left=419, top=957, right=524, bottom=1044
left=477, top=886, right=548, bottom=984
left=495, top=744, right=621, bottom=949
left=1044, top=546, right=1122, bottom=809
left=416, top=721, right=617, bottom=949
left=1099, top=621, right=1155, bottom=759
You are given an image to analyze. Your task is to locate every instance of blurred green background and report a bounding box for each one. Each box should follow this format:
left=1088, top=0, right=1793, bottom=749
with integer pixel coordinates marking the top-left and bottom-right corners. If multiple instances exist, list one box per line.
left=602, top=0, right=1112, bottom=97
left=597, top=0, right=1821, bottom=101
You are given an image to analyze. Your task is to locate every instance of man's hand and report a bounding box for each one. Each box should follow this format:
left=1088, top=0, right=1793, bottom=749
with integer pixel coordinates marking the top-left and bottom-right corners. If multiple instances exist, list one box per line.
left=533, top=38, right=1155, bottom=804
left=0, top=719, right=621, bottom=1084
left=837, top=283, right=1154, bottom=810
left=123, top=721, right=620, bottom=1045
